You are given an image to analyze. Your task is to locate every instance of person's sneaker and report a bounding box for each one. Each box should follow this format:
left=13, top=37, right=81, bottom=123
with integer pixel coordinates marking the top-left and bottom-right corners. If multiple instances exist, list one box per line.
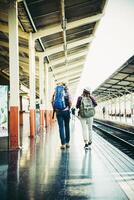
left=88, top=141, right=92, bottom=146
left=84, top=144, right=89, bottom=150
left=60, top=145, right=65, bottom=149
left=66, top=143, right=70, bottom=148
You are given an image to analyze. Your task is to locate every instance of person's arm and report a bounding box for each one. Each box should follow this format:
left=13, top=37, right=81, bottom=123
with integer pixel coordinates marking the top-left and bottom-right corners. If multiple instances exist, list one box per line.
left=76, top=96, right=82, bottom=109
left=51, top=92, right=55, bottom=119
left=51, top=92, right=55, bottom=106
left=90, top=96, right=97, bottom=107
left=68, top=94, right=72, bottom=108
left=66, top=90, right=72, bottom=108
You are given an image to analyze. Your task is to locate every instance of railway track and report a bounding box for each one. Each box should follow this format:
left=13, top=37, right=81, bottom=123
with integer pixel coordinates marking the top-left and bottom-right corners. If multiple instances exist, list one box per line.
left=93, top=119, right=134, bottom=159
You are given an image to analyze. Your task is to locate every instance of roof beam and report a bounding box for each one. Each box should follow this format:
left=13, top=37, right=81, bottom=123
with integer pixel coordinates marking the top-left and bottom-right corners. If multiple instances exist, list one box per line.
left=69, top=79, right=79, bottom=84
left=55, top=68, right=82, bottom=79
left=33, top=13, right=103, bottom=40
left=54, top=62, right=84, bottom=74
left=37, top=35, right=93, bottom=57
left=111, top=77, right=134, bottom=83
left=0, top=45, right=87, bottom=69
left=69, top=75, right=81, bottom=82
left=0, top=40, right=29, bottom=54
left=0, top=22, right=29, bottom=40
left=0, top=11, right=8, bottom=19
left=60, top=0, right=67, bottom=66
left=50, top=50, right=87, bottom=66
left=0, top=35, right=92, bottom=57
left=68, top=36, right=93, bottom=48
left=0, top=51, right=39, bottom=66
left=57, top=71, right=81, bottom=81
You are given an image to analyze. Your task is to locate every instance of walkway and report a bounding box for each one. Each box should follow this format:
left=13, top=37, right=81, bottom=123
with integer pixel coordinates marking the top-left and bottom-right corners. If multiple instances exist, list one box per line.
left=0, top=114, right=134, bottom=200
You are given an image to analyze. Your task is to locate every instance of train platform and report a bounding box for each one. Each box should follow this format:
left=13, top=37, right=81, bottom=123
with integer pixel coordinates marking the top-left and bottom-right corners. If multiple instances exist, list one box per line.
left=0, top=1, right=133, bottom=199
left=0, top=113, right=134, bottom=200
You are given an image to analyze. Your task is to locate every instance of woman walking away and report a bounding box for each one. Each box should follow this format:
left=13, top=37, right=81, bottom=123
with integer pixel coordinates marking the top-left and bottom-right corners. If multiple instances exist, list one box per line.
left=76, top=87, right=97, bottom=150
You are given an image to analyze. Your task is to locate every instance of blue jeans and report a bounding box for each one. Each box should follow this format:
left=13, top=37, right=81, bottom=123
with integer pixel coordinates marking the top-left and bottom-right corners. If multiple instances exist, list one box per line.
left=56, top=110, right=70, bottom=145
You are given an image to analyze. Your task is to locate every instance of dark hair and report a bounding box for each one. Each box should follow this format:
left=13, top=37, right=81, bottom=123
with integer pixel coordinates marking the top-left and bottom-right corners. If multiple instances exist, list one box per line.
left=83, top=90, right=90, bottom=96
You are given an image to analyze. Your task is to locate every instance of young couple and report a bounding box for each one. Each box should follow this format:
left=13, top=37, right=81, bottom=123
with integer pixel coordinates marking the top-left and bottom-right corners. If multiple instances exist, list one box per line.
left=52, top=85, right=97, bottom=150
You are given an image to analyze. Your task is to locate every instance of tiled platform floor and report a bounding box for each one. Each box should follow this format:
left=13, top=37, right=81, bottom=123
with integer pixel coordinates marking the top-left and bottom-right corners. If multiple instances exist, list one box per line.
left=0, top=113, right=134, bottom=200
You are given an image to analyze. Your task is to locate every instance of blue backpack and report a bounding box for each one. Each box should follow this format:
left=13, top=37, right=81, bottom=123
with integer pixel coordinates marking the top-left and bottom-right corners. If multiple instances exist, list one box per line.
left=53, top=85, right=67, bottom=110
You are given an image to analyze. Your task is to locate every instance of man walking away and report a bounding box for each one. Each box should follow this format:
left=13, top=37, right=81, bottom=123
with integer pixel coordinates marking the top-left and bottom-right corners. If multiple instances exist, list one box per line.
left=52, top=83, right=72, bottom=149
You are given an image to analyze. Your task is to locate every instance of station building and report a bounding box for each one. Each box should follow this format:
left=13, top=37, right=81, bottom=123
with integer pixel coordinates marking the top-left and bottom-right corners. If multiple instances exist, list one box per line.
left=0, top=1, right=134, bottom=200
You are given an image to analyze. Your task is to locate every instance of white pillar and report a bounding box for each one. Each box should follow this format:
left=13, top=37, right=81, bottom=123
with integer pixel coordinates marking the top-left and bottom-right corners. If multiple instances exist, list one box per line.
left=39, top=55, right=44, bottom=105
left=131, top=93, right=134, bottom=124
left=39, top=55, right=45, bottom=127
left=119, top=96, right=121, bottom=122
left=108, top=99, right=110, bottom=118
left=44, top=63, right=49, bottom=127
left=29, top=33, right=36, bottom=110
left=44, top=62, right=49, bottom=110
left=48, top=71, right=55, bottom=110
left=131, top=93, right=134, bottom=114
left=106, top=101, right=108, bottom=118
left=9, top=2, right=19, bottom=107
left=29, top=33, right=36, bottom=137
left=8, top=0, right=20, bottom=149
left=124, top=94, right=127, bottom=122
left=110, top=99, right=113, bottom=119
left=115, top=98, right=117, bottom=119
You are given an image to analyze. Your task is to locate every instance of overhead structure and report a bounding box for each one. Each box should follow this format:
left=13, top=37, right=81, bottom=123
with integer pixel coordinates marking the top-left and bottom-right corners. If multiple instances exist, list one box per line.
left=93, top=55, right=134, bottom=102
left=0, top=0, right=107, bottom=96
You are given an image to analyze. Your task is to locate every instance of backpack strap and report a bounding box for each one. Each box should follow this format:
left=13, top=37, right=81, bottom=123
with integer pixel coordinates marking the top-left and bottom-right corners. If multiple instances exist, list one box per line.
left=89, top=96, right=97, bottom=107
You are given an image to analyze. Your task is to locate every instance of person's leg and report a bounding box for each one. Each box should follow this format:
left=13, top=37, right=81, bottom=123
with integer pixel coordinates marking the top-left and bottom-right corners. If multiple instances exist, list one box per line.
left=56, top=112, right=65, bottom=146
left=87, top=117, right=93, bottom=144
left=72, top=114, right=73, bottom=120
left=71, top=113, right=73, bottom=120
left=64, top=110, right=70, bottom=145
left=79, top=117, right=88, bottom=146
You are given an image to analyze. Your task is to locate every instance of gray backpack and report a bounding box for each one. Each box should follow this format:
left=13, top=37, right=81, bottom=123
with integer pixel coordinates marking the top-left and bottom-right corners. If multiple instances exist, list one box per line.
left=79, top=96, right=95, bottom=118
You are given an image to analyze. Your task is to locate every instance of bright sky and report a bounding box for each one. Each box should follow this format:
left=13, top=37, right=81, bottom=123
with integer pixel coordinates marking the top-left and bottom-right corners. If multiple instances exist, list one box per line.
left=75, top=0, right=134, bottom=98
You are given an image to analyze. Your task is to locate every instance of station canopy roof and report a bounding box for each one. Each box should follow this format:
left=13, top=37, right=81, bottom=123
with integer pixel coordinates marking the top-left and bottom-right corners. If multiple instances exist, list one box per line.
left=0, top=0, right=106, bottom=96
left=92, top=55, right=134, bottom=102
